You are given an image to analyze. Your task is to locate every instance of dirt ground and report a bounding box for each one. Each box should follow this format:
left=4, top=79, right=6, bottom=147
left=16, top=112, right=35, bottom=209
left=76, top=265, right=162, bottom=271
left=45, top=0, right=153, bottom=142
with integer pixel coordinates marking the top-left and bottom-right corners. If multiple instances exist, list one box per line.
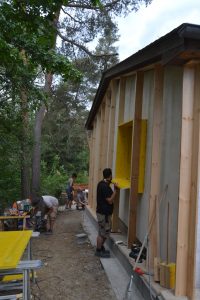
left=31, top=207, right=117, bottom=300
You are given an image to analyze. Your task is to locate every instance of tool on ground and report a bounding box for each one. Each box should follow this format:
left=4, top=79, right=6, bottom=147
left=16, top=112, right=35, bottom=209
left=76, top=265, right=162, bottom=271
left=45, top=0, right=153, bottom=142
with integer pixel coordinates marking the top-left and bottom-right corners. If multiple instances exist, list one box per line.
left=133, top=185, right=168, bottom=273
left=123, top=275, right=134, bottom=300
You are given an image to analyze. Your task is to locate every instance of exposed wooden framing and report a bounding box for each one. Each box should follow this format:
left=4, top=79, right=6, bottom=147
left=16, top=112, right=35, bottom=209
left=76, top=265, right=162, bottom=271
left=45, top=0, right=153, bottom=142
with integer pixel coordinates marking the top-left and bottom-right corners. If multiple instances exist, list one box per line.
left=148, top=65, right=164, bottom=268
left=118, top=77, right=126, bottom=124
left=187, top=64, right=200, bottom=299
left=107, top=81, right=117, bottom=168
left=89, top=119, right=97, bottom=209
left=111, top=191, right=120, bottom=232
left=102, top=92, right=111, bottom=168
left=175, top=66, right=195, bottom=296
left=92, top=114, right=102, bottom=210
left=111, top=78, right=125, bottom=231
left=88, top=128, right=95, bottom=208
left=98, top=102, right=105, bottom=180
left=128, top=71, right=144, bottom=247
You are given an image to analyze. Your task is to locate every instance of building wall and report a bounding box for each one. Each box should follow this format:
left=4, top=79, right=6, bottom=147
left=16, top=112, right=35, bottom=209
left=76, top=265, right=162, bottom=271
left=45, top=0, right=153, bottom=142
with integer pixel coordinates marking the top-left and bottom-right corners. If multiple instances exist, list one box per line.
left=159, top=66, right=183, bottom=263
left=136, top=70, right=154, bottom=242
left=87, top=63, right=200, bottom=298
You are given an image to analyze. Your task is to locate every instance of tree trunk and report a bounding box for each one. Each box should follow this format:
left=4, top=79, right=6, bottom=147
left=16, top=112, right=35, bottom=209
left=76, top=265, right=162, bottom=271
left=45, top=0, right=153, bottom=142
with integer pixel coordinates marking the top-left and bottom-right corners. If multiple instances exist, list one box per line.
left=31, top=73, right=53, bottom=197
left=31, top=9, right=61, bottom=197
left=20, top=89, right=30, bottom=199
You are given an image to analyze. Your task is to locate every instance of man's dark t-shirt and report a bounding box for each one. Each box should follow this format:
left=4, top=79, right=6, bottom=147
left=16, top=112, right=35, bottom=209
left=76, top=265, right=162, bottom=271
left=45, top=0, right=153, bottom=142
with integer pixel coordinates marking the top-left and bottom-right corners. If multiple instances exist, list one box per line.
left=96, top=180, right=113, bottom=215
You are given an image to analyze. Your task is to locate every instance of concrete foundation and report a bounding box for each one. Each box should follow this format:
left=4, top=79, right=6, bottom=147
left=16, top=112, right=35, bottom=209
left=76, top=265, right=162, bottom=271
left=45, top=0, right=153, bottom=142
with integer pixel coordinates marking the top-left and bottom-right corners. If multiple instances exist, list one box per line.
left=83, top=207, right=189, bottom=300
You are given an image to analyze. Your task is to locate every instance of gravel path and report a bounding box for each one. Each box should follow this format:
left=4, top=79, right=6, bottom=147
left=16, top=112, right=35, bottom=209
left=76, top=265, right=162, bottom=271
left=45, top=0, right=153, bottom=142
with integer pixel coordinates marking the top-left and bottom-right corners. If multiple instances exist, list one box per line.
left=31, top=208, right=117, bottom=300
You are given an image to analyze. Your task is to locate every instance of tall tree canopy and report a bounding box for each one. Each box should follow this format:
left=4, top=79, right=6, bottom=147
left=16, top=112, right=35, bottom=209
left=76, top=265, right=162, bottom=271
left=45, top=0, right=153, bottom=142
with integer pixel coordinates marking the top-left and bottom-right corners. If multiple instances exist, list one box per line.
left=0, top=0, right=152, bottom=207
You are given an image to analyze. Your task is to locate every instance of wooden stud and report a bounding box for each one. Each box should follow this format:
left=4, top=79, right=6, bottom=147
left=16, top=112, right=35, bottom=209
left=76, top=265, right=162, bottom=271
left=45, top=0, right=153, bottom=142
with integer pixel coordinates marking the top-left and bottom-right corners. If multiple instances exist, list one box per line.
left=187, top=64, right=200, bottom=299
left=118, top=77, right=126, bottom=125
left=101, top=93, right=111, bottom=168
left=98, top=102, right=105, bottom=178
left=128, top=71, right=144, bottom=247
left=88, top=120, right=97, bottom=209
left=175, top=66, right=195, bottom=296
left=107, top=80, right=117, bottom=168
left=111, top=78, right=126, bottom=232
left=148, top=65, right=164, bottom=267
left=92, top=114, right=102, bottom=210
left=111, top=190, right=120, bottom=232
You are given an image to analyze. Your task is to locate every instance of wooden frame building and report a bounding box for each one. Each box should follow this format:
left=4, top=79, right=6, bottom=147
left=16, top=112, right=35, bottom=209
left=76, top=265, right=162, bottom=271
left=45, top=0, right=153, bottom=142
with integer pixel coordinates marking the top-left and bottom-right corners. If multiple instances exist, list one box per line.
left=85, top=23, right=200, bottom=299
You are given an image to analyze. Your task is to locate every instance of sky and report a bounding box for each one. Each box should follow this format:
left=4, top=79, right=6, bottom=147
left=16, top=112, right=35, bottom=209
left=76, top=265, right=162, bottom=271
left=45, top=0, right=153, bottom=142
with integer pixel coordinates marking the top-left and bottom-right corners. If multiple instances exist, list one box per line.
left=116, top=0, right=200, bottom=61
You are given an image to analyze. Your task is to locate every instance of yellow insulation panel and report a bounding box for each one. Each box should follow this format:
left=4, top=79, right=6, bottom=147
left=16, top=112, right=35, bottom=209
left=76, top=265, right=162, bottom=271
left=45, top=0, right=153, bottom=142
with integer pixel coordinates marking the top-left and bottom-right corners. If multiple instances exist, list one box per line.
left=0, top=230, right=32, bottom=269
left=113, top=120, right=147, bottom=193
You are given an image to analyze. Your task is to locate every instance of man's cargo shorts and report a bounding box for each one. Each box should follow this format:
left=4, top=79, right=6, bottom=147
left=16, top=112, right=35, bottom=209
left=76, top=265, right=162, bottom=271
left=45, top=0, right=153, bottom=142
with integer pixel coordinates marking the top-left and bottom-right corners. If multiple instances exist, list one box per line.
left=96, top=213, right=112, bottom=238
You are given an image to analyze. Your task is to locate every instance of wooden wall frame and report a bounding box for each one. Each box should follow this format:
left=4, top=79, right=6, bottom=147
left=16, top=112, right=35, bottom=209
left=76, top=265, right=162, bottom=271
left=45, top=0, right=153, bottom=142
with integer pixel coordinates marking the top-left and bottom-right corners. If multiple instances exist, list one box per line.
left=128, top=71, right=144, bottom=247
left=175, top=65, right=198, bottom=297
left=148, top=65, right=164, bottom=267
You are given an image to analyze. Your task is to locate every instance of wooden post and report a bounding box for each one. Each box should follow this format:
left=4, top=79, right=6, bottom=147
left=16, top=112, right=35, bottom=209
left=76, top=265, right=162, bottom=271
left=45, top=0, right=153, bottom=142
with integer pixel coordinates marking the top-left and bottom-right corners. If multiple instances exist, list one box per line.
left=128, top=71, right=144, bottom=247
left=175, top=66, right=195, bottom=296
left=107, top=81, right=117, bottom=168
left=186, top=64, right=200, bottom=299
left=111, top=78, right=126, bottom=231
left=88, top=127, right=95, bottom=208
left=92, top=114, right=102, bottom=211
left=118, top=77, right=126, bottom=125
left=101, top=93, right=111, bottom=168
left=112, top=190, right=120, bottom=232
left=99, top=102, right=105, bottom=177
left=148, top=65, right=164, bottom=267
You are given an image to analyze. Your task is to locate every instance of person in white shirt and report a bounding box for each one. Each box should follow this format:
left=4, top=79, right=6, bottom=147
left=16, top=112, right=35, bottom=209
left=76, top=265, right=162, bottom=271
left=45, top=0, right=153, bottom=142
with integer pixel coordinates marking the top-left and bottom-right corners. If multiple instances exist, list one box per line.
left=31, top=195, right=59, bottom=234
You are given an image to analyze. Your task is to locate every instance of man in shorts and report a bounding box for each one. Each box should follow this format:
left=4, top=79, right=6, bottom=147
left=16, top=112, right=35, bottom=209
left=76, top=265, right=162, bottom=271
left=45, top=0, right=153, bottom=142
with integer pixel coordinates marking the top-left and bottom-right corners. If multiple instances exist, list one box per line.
left=95, top=168, right=119, bottom=258
left=66, top=173, right=77, bottom=209
left=31, top=195, right=59, bottom=234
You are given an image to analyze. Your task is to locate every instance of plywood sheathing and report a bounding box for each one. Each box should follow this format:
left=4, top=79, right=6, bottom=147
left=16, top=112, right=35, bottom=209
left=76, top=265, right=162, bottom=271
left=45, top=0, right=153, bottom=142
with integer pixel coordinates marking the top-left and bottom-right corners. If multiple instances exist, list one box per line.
left=128, top=71, right=144, bottom=247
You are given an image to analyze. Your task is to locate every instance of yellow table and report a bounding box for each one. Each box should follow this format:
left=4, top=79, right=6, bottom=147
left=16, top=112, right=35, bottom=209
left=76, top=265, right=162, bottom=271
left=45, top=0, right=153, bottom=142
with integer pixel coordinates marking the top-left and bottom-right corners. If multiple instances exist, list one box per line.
left=0, top=231, right=32, bottom=270
left=0, top=231, right=33, bottom=299
left=0, top=215, right=30, bottom=231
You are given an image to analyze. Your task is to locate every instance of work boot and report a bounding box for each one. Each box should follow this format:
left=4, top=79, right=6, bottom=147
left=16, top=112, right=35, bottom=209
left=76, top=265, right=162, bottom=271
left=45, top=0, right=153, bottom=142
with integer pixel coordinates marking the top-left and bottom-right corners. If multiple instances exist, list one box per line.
left=95, top=249, right=110, bottom=258
left=101, top=246, right=110, bottom=254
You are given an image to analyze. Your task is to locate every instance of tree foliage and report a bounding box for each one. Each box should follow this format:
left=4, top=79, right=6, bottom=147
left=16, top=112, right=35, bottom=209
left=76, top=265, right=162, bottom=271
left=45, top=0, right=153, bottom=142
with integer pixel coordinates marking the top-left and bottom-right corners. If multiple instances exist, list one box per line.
left=0, top=0, right=152, bottom=205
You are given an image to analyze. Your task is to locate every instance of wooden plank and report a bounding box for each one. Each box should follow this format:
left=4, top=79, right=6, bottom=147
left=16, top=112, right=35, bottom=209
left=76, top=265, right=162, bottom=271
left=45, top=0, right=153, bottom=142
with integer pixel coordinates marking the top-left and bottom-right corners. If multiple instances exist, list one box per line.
left=92, top=114, right=101, bottom=211
left=102, top=93, right=111, bottom=168
left=187, top=64, right=200, bottom=299
left=111, top=190, right=120, bottom=232
left=118, top=77, right=126, bottom=124
left=107, top=80, right=117, bottom=168
left=128, top=71, right=144, bottom=247
left=148, top=66, right=164, bottom=268
left=99, top=102, right=105, bottom=178
left=88, top=120, right=96, bottom=209
left=175, top=66, right=195, bottom=296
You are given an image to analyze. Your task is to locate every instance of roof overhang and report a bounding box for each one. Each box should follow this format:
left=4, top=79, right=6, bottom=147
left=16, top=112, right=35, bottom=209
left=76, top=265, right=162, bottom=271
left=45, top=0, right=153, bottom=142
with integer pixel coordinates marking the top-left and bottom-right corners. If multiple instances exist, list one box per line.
left=85, top=23, right=200, bottom=130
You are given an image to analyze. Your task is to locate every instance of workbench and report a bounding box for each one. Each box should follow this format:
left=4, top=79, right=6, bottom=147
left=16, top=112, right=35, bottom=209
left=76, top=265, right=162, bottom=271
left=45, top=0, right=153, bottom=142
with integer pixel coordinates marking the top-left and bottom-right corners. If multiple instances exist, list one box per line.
left=0, top=231, right=42, bottom=300
left=0, top=215, right=30, bottom=231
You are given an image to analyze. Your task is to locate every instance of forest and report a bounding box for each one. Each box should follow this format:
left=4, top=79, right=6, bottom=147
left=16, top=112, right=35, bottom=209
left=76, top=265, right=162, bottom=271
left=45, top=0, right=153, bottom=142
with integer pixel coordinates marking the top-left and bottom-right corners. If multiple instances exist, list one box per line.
left=0, top=0, right=151, bottom=209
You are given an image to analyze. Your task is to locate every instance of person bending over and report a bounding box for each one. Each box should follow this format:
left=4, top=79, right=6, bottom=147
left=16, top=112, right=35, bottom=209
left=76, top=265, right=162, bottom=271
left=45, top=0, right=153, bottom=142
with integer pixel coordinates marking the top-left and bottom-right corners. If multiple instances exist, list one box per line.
left=31, top=195, right=58, bottom=234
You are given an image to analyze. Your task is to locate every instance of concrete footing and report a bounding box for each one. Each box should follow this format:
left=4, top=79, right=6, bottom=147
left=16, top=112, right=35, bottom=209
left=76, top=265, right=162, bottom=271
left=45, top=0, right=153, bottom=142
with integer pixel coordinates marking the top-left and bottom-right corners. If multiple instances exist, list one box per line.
left=83, top=207, right=189, bottom=300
